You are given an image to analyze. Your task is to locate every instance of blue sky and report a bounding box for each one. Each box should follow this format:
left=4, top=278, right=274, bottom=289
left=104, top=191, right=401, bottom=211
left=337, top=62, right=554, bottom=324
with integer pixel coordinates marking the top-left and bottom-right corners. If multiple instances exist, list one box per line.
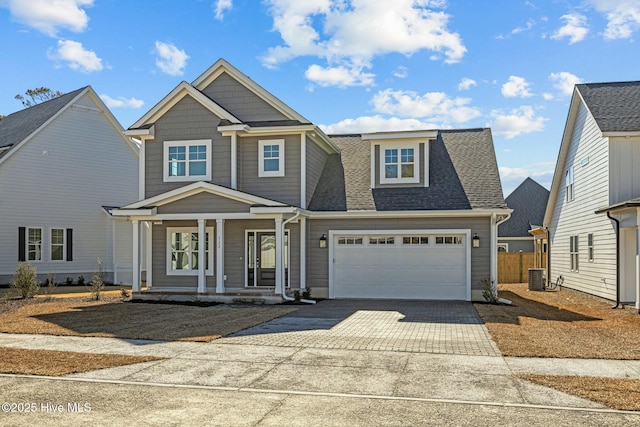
left=1, top=0, right=639, bottom=195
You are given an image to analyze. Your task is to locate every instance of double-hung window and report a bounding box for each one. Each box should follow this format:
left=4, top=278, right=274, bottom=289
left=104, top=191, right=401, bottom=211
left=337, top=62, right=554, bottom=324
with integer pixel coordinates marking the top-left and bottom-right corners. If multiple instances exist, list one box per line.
left=259, top=139, right=285, bottom=177
left=380, top=142, right=419, bottom=184
left=167, top=227, right=214, bottom=276
left=27, top=227, right=42, bottom=262
left=587, top=233, right=594, bottom=262
left=570, top=235, right=579, bottom=271
left=163, top=140, right=212, bottom=182
left=50, top=228, right=66, bottom=261
left=565, top=166, right=574, bottom=202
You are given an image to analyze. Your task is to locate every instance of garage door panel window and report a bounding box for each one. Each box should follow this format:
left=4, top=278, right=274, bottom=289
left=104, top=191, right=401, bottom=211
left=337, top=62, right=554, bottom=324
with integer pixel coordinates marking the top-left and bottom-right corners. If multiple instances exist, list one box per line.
left=338, top=237, right=363, bottom=245
left=436, top=236, right=463, bottom=245
left=369, top=236, right=395, bottom=245
left=402, top=236, right=429, bottom=245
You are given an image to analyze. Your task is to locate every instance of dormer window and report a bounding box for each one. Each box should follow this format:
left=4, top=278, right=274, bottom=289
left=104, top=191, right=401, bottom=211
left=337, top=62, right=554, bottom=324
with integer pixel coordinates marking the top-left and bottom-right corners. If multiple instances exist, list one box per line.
left=380, top=142, right=420, bottom=184
left=163, top=140, right=212, bottom=182
left=259, top=139, right=285, bottom=177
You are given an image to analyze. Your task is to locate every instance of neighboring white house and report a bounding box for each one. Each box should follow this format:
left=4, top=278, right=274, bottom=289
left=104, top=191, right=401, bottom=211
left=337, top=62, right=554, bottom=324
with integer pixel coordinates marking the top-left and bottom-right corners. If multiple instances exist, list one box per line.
left=0, top=86, right=139, bottom=285
left=545, top=81, right=640, bottom=309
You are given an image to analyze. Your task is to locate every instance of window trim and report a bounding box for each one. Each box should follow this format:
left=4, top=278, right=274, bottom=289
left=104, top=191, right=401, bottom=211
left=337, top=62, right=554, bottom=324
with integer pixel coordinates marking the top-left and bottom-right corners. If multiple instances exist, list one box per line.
left=379, top=142, right=420, bottom=184
left=587, top=233, right=594, bottom=262
left=27, top=227, right=43, bottom=262
left=497, top=243, right=509, bottom=252
left=258, top=139, right=285, bottom=177
left=163, top=140, right=212, bottom=182
left=166, top=226, right=214, bottom=276
left=49, top=227, right=66, bottom=262
left=570, top=235, right=579, bottom=271
left=565, top=165, right=574, bottom=202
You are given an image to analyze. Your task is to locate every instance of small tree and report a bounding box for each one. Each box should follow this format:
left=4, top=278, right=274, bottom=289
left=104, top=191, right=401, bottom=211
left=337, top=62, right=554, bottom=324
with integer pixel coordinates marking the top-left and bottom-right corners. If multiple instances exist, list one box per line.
left=90, top=258, right=106, bottom=300
left=481, top=277, right=499, bottom=304
left=15, top=87, right=63, bottom=108
left=10, top=262, right=40, bottom=299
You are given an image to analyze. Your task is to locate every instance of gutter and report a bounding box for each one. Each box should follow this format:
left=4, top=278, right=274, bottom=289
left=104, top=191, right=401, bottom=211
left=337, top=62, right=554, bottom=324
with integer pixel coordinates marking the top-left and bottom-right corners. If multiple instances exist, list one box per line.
left=280, top=210, right=315, bottom=304
left=607, top=212, right=621, bottom=309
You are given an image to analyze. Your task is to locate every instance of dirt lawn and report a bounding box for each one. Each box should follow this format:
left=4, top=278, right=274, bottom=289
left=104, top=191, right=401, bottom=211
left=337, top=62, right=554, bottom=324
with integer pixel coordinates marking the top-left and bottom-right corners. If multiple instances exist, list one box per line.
left=0, top=297, right=297, bottom=341
left=474, top=283, right=640, bottom=359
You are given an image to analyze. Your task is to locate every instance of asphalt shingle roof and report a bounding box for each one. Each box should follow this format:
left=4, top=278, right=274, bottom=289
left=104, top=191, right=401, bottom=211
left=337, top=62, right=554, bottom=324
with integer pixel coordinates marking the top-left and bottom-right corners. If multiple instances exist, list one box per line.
left=308, top=128, right=507, bottom=211
left=577, top=81, right=640, bottom=133
left=0, top=87, right=86, bottom=150
left=498, top=177, right=549, bottom=237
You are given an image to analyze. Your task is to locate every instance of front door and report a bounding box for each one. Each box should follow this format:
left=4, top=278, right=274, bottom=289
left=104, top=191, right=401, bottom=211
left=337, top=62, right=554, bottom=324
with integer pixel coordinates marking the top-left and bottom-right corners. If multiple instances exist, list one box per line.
left=247, top=231, right=288, bottom=287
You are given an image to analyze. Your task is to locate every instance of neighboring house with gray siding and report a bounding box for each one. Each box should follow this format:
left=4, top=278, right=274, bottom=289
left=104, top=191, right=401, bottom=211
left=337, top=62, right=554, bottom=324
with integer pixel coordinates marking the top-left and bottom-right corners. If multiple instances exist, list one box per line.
left=114, top=59, right=510, bottom=302
left=498, top=178, right=549, bottom=252
left=0, top=86, right=139, bottom=285
left=545, top=81, right=640, bottom=309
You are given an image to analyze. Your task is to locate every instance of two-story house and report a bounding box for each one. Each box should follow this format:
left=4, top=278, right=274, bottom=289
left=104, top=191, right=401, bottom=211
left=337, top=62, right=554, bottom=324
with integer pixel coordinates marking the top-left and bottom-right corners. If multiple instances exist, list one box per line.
left=114, top=59, right=510, bottom=303
left=545, top=81, right=640, bottom=310
left=0, top=86, right=139, bottom=285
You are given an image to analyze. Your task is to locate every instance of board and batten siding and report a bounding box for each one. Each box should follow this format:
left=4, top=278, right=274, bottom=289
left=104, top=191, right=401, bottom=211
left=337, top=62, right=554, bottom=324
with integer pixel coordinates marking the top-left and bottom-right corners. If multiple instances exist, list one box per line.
left=0, top=93, right=138, bottom=283
left=548, top=101, right=616, bottom=300
left=307, top=216, right=491, bottom=299
left=306, top=140, right=329, bottom=207
left=201, top=71, right=289, bottom=122
left=609, top=136, right=640, bottom=205
left=144, top=96, right=231, bottom=198
left=237, top=135, right=301, bottom=206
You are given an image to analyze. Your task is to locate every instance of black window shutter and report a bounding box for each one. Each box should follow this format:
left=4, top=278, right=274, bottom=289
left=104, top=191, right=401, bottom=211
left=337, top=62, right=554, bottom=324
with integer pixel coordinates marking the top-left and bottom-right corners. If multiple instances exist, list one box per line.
left=66, top=228, right=73, bottom=262
left=18, top=227, right=26, bottom=262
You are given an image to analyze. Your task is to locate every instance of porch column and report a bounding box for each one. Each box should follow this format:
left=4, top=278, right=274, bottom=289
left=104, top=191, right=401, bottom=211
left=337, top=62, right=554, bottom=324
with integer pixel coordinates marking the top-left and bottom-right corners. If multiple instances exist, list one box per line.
left=132, top=219, right=140, bottom=292
left=300, top=216, right=306, bottom=290
left=197, top=219, right=206, bottom=294
left=275, top=216, right=284, bottom=295
left=216, top=219, right=225, bottom=293
left=636, top=224, right=640, bottom=310
left=490, top=213, right=497, bottom=292
left=146, top=221, right=153, bottom=289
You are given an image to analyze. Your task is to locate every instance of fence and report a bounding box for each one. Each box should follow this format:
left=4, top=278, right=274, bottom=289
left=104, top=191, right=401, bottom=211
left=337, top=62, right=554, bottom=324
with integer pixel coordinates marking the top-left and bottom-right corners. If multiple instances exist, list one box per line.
left=498, top=251, right=536, bottom=283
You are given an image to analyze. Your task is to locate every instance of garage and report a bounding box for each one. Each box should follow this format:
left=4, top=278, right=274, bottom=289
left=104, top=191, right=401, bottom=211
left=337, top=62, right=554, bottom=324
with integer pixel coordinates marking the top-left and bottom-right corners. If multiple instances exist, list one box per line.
left=329, top=230, right=470, bottom=300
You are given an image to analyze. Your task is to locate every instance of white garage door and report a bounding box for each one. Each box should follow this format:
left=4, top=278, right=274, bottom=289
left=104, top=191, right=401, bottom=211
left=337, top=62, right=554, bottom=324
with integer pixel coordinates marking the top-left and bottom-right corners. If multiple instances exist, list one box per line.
left=332, top=232, right=469, bottom=300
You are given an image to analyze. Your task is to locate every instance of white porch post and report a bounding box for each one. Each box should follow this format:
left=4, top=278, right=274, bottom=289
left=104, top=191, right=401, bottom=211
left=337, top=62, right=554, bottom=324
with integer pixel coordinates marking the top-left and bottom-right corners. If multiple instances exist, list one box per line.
left=216, top=219, right=225, bottom=293
left=197, top=219, right=206, bottom=294
left=132, top=219, right=140, bottom=292
left=111, top=220, right=117, bottom=286
left=300, top=216, right=306, bottom=290
left=490, top=213, right=497, bottom=294
left=146, top=221, right=153, bottom=289
left=275, top=216, right=284, bottom=295
left=636, top=223, right=640, bottom=310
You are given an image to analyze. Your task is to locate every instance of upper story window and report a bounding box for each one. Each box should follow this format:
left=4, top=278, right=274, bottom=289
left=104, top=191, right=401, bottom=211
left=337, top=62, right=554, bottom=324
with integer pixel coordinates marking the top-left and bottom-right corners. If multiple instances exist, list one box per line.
left=379, top=142, right=420, bottom=184
left=163, top=140, right=212, bottom=182
left=259, top=139, right=285, bottom=177
left=565, top=165, right=574, bottom=202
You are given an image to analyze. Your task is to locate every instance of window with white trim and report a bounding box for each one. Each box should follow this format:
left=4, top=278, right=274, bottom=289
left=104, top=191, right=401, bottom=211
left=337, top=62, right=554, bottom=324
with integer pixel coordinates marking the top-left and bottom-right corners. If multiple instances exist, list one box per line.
left=570, top=235, right=579, bottom=271
left=565, top=165, right=574, bottom=202
left=402, top=236, right=429, bottom=245
left=27, top=227, right=42, bottom=261
left=50, top=228, right=66, bottom=261
left=380, top=142, right=420, bottom=184
left=163, top=140, right=212, bottom=182
left=497, top=243, right=508, bottom=252
left=587, top=233, right=594, bottom=262
left=259, top=139, right=285, bottom=177
left=166, top=227, right=214, bottom=275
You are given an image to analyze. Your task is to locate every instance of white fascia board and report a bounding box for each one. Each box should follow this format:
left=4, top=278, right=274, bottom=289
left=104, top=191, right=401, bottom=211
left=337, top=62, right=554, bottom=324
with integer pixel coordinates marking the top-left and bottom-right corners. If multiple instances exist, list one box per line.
left=125, top=125, right=155, bottom=138
left=250, top=206, right=300, bottom=215
left=191, top=58, right=309, bottom=123
left=130, top=82, right=241, bottom=130
left=361, top=130, right=438, bottom=141
left=307, top=208, right=512, bottom=219
left=112, top=208, right=157, bottom=216
left=221, top=124, right=339, bottom=154
left=602, top=131, right=640, bottom=137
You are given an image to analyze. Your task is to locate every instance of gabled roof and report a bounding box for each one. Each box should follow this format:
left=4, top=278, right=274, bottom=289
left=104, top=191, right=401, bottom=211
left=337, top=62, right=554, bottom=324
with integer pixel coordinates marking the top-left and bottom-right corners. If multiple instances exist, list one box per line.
left=576, top=81, right=640, bottom=134
left=308, top=128, right=507, bottom=211
left=499, top=178, right=549, bottom=237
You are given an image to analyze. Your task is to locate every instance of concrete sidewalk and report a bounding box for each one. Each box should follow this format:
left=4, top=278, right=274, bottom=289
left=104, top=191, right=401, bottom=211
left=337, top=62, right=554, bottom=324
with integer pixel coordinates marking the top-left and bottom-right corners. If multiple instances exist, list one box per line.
left=2, top=332, right=640, bottom=411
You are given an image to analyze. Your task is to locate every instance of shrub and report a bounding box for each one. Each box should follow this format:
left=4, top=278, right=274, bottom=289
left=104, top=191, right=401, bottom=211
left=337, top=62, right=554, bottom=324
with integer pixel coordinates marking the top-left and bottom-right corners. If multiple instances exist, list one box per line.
left=481, top=276, right=499, bottom=304
left=10, top=262, right=40, bottom=299
left=120, top=287, right=130, bottom=301
left=293, top=290, right=301, bottom=303
left=65, top=277, right=73, bottom=285
left=77, top=275, right=85, bottom=286
left=302, top=287, right=312, bottom=300
left=44, top=273, right=57, bottom=297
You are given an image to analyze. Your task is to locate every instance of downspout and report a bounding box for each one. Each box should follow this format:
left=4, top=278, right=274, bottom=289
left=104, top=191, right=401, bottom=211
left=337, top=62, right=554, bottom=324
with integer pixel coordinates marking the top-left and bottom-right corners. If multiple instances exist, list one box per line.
left=607, top=212, right=621, bottom=309
left=281, top=211, right=315, bottom=304
left=494, top=212, right=512, bottom=304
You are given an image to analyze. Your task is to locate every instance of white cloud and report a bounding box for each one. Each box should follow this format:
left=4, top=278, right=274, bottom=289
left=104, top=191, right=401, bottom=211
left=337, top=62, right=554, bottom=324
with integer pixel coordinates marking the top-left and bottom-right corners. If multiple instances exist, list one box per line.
left=214, top=0, right=232, bottom=20
left=47, top=39, right=103, bottom=73
left=100, top=94, right=144, bottom=109
left=501, top=76, right=533, bottom=98
left=458, top=77, right=477, bottom=91
left=393, top=66, right=408, bottom=79
left=489, top=106, right=547, bottom=139
left=588, top=0, right=640, bottom=39
left=320, top=115, right=439, bottom=135
left=551, top=13, right=589, bottom=44
left=549, top=71, right=582, bottom=96
left=542, top=92, right=554, bottom=100
left=511, top=19, right=535, bottom=34
left=1, top=0, right=92, bottom=36
left=262, top=0, right=466, bottom=85
left=154, top=41, right=189, bottom=76
left=305, top=63, right=375, bottom=87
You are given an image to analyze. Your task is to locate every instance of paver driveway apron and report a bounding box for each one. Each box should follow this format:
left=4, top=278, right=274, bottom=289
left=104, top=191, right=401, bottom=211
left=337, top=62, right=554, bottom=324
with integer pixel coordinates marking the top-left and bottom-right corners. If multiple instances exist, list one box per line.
left=218, top=300, right=501, bottom=356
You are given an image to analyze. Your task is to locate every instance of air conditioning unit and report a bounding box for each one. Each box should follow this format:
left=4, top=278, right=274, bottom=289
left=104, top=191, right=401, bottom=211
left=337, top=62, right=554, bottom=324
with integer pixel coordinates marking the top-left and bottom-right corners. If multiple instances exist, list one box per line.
left=528, top=268, right=546, bottom=291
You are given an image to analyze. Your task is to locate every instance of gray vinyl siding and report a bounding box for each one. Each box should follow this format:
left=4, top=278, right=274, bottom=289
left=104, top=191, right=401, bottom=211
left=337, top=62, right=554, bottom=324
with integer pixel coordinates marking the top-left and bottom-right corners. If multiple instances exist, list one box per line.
left=374, top=143, right=426, bottom=188
left=306, top=140, right=329, bottom=208
left=548, top=101, right=616, bottom=300
left=150, top=219, right=300, bottom=291
left=0, top=93, right=138, bottom=283
left=609, top=136, right=640, bottom=204
left=307, top=216, right=491, bottom=295
left=201, top=72, right=289, bottom=122
left=237, top=134, right=301, bottom=206
left=144, top=96, right=231, bottom=198
left=156, top=192, right=251, bottom=214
